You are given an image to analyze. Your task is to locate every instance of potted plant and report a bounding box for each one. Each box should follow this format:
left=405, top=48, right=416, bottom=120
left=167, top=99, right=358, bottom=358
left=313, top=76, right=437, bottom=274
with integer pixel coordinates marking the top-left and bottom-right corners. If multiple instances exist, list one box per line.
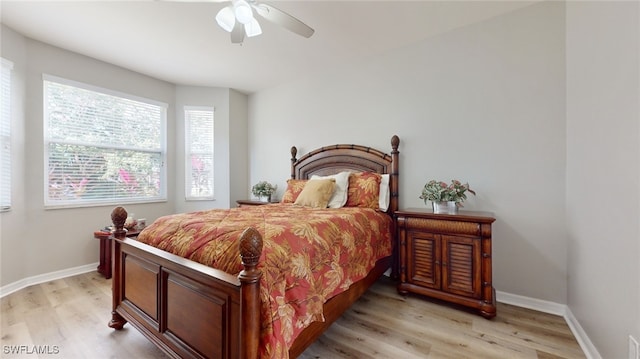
left=419, top=179, right=476, bottom=214
left=251, top=181, right=277, bottom=202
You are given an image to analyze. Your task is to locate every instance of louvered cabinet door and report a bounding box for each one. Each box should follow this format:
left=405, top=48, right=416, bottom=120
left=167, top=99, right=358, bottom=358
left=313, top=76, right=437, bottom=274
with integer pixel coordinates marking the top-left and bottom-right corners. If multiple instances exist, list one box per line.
left=407, top=231, right=441, bottom=289
left=441, top=235, right=481, bottom=298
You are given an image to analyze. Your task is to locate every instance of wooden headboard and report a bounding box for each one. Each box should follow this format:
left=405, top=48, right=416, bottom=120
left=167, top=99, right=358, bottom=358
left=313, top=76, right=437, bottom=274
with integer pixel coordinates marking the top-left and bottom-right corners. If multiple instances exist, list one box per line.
left=290, top=135, right=400, bottom=214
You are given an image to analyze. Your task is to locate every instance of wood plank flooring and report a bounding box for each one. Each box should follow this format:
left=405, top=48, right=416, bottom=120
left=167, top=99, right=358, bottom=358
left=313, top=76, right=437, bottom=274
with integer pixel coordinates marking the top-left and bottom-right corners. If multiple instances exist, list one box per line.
left=1, top=272, right=585, bottom=358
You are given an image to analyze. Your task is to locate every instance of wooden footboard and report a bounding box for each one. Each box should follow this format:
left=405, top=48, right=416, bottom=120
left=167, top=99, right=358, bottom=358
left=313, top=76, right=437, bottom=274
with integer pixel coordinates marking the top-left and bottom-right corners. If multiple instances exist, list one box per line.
left=107, top=207, right=392, bottom=359
left=108, top=207, right=262, bottom=359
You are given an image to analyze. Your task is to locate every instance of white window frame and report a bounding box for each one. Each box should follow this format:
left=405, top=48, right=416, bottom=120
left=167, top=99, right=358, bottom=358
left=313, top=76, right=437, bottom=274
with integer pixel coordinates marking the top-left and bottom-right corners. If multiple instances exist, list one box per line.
left=0, top=58, right=13, bottom=212
left=43, top=74, right=167, bottom=208
left=184, top=106, right=214, bottom=201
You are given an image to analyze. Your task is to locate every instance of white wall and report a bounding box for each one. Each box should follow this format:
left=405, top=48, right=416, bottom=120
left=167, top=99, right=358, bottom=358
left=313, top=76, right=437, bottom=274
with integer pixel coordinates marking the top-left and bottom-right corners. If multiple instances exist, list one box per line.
left=0, top=26, right=28, bottom=288
left=566, top=2, right=640, bottom=358
left=174, top=86, right=249, bottom=213
left=0, top=26, right=248, bottom=287
left=173, top=86, right=246, bottom=212
left=0, top=26, right=176, bottom=286
left=175, top=85, right=226, bottom=213
left=229, top=89, right=249, bottom=202
left=249, top=2, right=568, bottom=303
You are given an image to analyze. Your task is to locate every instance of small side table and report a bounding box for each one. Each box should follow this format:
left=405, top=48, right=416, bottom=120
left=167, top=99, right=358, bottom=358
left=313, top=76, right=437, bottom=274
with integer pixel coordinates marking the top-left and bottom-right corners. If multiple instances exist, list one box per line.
left=236, top=199, right=276, bottom=207
left=94, top=229, right=140, bottom=279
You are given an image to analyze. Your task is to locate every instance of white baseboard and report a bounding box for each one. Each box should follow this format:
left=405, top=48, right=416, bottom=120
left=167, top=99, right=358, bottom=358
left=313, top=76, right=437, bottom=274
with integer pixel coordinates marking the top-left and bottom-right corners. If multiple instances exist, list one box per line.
left=564, top=307, right=603, bottom=359
left=496, top=290, right=601, bottom=359
left=0, top=262, right=99, bottom=298
left=496, top=290, right=567, bottom=316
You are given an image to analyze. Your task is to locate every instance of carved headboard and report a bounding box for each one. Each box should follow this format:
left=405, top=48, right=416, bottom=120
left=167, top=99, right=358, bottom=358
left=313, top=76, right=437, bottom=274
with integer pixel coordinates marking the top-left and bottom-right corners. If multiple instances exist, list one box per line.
left=290, top=135, right=400, bottom=214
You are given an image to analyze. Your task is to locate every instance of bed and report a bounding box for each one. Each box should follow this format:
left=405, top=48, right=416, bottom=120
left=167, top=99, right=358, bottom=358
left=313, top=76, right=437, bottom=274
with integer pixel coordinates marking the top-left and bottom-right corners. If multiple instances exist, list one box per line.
left=108, top=135, right=400, bottom=358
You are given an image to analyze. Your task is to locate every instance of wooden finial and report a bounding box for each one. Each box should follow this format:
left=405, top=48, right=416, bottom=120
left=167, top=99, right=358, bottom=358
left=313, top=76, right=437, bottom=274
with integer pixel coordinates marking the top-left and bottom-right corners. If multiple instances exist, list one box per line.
left=391, top=135, right=400, bottom=152
left=239, top=227, right=263, bottom=270
left=111, top=207, right=127, bottom=239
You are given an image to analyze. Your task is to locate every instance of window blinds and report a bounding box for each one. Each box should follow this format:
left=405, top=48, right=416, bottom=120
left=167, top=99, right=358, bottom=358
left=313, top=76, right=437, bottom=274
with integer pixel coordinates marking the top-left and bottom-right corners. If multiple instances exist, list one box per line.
left=185, top=107, right=214, bottom=200
left=44, top=75, right=167, bottom=207
left=0, top=59, right=13, bottom=211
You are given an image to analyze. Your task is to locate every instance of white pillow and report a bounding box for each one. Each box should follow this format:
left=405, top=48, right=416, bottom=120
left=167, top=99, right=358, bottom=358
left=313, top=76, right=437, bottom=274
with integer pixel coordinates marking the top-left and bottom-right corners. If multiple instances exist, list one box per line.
left=311, top=171, right=350, bottom=208
left=379, top=174, right=390, bottom=212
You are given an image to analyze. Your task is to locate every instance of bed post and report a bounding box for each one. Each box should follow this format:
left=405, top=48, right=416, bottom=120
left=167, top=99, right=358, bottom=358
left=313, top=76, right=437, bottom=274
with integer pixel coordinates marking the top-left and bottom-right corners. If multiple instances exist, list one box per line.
left=238, top=227, right=263, bottom=359
left=390, top=135, right=400, bottom=214
left=390, top=135, right=400, bottom=279
left=290, top=146, right=298, bottom=179
left=108, top=206, right=128, bottom=330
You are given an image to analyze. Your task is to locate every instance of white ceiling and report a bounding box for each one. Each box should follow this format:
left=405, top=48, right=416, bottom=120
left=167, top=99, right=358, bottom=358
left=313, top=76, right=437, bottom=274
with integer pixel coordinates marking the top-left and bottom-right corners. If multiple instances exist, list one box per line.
left=1, top=1, right=537, bottom=94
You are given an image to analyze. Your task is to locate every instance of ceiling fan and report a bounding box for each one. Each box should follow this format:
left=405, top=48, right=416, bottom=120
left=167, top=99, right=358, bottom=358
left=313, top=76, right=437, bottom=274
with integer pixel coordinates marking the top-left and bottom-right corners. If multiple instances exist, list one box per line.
left=213, top=0, right=314, bottom=43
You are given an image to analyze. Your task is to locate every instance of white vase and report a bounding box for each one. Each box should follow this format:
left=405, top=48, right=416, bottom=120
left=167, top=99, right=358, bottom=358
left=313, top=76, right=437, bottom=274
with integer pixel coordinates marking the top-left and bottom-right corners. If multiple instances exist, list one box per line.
left=432, top=201, right=458, bottom=214
left=259, top=195, right=271, bottom=203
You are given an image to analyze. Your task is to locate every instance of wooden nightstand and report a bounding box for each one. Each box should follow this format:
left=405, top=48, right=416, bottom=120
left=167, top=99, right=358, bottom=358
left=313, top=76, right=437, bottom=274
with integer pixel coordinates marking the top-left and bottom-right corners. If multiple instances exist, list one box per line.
left=236, top=199, right=276, bottom=207
left=94, top=229, right=140, bottom=279
left=396, top=208, right=496, bottom=318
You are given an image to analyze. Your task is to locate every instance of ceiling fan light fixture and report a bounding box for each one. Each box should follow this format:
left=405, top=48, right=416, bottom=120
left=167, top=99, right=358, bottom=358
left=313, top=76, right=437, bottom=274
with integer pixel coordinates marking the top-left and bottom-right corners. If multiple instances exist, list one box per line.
left=245, top=18, right=262, bottom=37
left=216, top=0, right=314, bottom=43
left=233, top=0, right=254, bottom=25
left=215, top=6, right=235, bottom=32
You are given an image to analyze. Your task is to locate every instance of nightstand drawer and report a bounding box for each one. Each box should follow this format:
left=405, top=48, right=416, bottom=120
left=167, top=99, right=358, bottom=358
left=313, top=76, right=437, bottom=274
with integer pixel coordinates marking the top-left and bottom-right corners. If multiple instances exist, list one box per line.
left=406, top=217, right=480, bottom=236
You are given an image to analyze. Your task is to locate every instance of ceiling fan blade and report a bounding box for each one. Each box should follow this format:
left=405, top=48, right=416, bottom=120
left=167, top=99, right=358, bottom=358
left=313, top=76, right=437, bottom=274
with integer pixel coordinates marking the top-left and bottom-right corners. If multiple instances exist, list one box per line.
left=215, top=5, right=235, bottom=32
left=230, top=21, right=245, bottom=43
left=253, top=3, right=314, bottom=38
left=244, top=17, right=262, bottom=37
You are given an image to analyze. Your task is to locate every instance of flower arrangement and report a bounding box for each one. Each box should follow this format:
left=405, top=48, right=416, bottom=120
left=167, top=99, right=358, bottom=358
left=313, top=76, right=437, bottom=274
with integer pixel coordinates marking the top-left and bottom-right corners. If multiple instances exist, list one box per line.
left=252, top=181, right=277, bottom=200
left=420, top=179, right=476, bottom=206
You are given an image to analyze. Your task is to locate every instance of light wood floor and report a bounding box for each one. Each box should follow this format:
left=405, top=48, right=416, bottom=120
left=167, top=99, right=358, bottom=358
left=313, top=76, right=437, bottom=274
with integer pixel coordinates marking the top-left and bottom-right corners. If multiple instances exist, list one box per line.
left=1, top=271, right=585, bottom=359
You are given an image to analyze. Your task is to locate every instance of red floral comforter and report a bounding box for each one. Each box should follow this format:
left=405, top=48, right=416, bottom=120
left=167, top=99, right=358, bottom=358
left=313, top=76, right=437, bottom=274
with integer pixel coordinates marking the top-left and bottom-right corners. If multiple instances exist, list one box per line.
left=136, top=203, right=393, bottom=358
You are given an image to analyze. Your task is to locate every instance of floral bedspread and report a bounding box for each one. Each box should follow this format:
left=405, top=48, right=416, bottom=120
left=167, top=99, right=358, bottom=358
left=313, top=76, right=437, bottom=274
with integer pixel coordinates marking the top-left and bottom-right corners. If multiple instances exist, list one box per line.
left=136, top=203, right=393, bottom=358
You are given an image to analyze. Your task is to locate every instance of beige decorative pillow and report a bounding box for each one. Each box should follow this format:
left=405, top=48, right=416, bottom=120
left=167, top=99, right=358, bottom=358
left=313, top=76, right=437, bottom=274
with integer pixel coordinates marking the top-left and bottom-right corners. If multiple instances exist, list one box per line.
left=294, top=179, right=336, bottom=208
left=311, top=171, right=350, bottom=208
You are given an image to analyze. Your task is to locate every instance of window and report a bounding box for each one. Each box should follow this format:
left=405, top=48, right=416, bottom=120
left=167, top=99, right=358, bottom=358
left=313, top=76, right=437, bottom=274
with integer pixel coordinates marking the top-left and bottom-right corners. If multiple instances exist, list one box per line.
left=184, top=106, right=214, bottom=200
left=44, top=75, right=167, bottom=208
left=0, top=59, right=12, bottom=211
